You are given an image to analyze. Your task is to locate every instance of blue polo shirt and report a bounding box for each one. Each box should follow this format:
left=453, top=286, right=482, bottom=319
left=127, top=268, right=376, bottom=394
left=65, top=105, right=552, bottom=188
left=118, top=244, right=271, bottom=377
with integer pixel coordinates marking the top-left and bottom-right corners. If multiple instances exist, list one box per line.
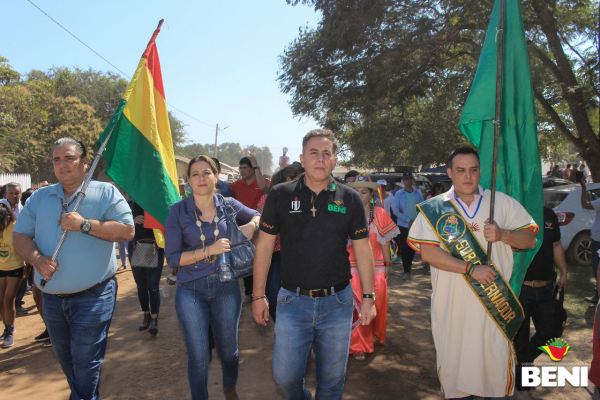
left=14, top=181, right=133, bottom=294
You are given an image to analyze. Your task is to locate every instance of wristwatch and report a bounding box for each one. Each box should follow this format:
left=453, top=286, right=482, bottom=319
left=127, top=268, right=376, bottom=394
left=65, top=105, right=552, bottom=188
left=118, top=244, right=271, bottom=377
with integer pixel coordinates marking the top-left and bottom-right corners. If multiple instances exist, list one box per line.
left=362, top=293, right=376, bottom=301
left=253, top=165, right=260, bottom=170
left=80, top=219, right=91, bottom=234
left=252, top=220, right=260, bottom=230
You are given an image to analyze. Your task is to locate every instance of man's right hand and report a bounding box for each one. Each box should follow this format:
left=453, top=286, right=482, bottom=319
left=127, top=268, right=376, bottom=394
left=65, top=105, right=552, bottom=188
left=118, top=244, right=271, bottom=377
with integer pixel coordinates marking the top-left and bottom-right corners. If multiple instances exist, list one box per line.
left=471, top=265, right=497, bottom=285
left=252, top=297, right=269, bottom=326
left=34, top=256, right=59, bottom=280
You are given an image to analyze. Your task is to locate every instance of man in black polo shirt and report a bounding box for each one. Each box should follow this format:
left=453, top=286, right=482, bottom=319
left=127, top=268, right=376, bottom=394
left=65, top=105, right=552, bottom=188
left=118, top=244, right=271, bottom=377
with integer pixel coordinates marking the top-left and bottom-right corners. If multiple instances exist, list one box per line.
left=252, top=129, right=376, bottom=399
left=514, top=206, right=568, bottom=395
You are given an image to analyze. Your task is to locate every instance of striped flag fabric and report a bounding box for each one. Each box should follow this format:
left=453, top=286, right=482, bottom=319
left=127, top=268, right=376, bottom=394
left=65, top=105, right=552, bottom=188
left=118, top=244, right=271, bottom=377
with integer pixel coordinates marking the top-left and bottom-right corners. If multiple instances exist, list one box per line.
left=97, top=20, right=180, bottom=235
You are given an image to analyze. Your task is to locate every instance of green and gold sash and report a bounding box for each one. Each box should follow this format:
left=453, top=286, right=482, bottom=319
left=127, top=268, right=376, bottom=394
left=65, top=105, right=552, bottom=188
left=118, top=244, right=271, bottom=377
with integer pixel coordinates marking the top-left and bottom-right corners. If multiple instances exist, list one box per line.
left=418, top=196, right=524, bottom=342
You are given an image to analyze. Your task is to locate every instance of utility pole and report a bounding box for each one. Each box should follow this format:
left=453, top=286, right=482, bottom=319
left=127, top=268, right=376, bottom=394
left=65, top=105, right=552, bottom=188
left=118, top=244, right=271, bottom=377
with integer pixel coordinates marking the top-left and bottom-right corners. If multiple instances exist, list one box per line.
left=213, top=124, right=229, bottom=158
left=214, top=123, right=219, bottom=157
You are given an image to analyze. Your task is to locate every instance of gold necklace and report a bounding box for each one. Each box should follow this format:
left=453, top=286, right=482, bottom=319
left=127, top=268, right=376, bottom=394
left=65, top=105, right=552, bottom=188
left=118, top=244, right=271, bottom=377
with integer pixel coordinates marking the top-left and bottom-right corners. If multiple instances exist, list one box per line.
left=193, top=209, right=220, bottom=264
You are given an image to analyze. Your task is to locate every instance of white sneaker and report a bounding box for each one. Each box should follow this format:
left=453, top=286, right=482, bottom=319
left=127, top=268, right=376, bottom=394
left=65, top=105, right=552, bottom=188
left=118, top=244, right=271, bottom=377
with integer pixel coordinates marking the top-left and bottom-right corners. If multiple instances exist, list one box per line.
left=402, top=272, right=411, bottom=280
left=2, top=333, right=14, bottom=348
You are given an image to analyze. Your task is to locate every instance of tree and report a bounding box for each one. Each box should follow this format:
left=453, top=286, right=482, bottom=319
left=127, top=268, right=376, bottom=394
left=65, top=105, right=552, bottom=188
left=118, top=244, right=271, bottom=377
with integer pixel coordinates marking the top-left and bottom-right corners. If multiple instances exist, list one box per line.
left=281, top=0, right=599, bottom=179
left=175, top=142, right=274, bottom=175
left=0, top=62, right=102, bottom=182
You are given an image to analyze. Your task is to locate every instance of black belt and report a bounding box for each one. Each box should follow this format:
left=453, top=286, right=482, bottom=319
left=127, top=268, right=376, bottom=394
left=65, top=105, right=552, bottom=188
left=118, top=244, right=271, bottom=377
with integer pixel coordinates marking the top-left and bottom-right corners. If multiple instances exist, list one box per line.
left=56, top=276, right=114, bottom=298
left=281, top=281, right=349, bottom=299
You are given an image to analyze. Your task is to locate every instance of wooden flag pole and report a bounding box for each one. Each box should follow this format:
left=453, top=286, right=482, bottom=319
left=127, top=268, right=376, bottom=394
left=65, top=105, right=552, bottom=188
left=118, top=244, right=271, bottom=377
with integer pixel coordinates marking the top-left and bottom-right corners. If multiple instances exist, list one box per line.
left=487, top=0, right=505, bottom=260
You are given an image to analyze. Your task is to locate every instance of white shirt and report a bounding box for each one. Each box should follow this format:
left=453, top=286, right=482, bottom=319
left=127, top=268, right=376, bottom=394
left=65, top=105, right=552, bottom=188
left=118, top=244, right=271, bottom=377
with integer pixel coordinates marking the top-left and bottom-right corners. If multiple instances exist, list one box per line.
left=0, top=199, right=22, bottom=220
left=445, top=185, right=485, bottom=218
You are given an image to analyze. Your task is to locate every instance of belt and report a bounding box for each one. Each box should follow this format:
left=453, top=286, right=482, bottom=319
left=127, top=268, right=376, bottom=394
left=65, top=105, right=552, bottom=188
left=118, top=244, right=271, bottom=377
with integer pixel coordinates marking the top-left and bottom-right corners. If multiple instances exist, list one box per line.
left=522, top=280, right=554, bottom=288
left=281, top=281, right=349, bottom=299
left=56, top=276, right=114, bottom=298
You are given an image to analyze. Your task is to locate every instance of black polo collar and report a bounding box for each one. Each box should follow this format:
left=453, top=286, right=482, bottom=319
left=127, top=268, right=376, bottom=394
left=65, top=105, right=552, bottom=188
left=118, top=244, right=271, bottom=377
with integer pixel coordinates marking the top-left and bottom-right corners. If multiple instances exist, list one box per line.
left=296, top=173, right=337, bottom=194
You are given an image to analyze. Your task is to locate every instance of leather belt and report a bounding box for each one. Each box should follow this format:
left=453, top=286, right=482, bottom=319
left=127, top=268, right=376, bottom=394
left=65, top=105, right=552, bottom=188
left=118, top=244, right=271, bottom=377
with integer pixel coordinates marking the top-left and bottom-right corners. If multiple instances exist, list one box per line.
left=522, top=279, right=554, bottom=288
left=281, top=281, right=349, bottom=299
left=56, top=276, right=114, bottom=298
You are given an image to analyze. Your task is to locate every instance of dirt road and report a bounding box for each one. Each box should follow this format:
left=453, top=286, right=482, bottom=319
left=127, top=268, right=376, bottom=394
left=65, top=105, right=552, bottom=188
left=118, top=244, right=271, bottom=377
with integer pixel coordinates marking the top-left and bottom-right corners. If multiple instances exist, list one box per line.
left=0, top=258, right=595, bottom=399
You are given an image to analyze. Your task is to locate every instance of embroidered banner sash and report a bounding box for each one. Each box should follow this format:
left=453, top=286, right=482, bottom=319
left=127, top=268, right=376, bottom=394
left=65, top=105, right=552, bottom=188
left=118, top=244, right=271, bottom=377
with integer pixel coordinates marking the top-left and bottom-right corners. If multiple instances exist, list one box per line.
left=418, top=196, right=524, bottom=342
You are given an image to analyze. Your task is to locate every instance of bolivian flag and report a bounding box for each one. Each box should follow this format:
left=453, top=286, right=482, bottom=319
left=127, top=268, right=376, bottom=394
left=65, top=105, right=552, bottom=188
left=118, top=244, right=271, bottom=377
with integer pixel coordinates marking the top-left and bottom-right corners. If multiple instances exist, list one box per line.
left=98, top=19, right=180, bottom=239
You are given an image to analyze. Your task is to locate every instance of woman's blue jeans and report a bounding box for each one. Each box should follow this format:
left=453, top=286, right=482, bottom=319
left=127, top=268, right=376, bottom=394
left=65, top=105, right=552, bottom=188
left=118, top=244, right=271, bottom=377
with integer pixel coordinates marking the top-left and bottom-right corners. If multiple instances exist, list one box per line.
left=128, top=245, right=164, bottom=316
left=175, top=273, right=242, bottom=400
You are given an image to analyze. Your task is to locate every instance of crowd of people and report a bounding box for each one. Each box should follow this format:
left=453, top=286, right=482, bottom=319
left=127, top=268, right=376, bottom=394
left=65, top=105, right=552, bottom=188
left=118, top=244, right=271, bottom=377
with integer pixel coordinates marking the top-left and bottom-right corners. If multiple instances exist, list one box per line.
left=0, top=131, right=598, bottom=400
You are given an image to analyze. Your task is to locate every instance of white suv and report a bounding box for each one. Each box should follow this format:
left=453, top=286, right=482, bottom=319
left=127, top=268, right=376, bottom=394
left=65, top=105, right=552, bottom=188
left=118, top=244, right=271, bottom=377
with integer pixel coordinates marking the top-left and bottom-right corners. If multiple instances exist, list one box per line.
left=543, top=183, right=600, bottom=266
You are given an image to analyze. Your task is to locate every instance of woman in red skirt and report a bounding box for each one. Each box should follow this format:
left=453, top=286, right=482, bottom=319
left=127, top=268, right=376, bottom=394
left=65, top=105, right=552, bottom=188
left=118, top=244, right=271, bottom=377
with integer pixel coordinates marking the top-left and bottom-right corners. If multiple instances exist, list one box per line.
left=346, top=175, right=399, bottom=361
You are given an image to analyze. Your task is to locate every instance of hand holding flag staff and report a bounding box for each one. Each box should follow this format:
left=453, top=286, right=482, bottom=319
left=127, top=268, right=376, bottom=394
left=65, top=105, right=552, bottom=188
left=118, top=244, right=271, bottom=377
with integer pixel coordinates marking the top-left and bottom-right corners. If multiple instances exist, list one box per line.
left=458, top=0, right=544, bottom=296
left=41, top=19, right=180, bottom=286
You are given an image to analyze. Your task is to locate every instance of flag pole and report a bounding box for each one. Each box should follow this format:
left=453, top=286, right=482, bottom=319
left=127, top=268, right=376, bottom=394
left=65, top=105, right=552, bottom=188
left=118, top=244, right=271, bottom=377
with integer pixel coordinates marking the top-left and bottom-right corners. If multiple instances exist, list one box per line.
left=39, top=131, right=114, bottom=287
left=487, top=0, right=505, bottom=260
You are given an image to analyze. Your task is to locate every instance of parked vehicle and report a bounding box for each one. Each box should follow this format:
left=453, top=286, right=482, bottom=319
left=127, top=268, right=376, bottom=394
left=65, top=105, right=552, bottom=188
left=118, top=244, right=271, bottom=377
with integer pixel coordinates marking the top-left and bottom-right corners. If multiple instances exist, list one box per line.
left=542, top=176, right=573, bottom=188
left=543, top=183, right=600, bottom=266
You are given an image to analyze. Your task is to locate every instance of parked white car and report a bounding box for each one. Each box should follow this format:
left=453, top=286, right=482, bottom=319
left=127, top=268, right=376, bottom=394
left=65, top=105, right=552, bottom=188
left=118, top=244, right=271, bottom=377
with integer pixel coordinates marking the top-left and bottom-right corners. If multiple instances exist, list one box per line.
left=543, top=183, right=600, bottom=266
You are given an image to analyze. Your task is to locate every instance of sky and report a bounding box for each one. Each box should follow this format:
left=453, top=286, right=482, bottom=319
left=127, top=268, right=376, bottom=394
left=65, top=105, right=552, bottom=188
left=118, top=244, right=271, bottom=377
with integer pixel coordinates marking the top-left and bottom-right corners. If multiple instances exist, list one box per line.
left=1, top=0, right=322, bottom=165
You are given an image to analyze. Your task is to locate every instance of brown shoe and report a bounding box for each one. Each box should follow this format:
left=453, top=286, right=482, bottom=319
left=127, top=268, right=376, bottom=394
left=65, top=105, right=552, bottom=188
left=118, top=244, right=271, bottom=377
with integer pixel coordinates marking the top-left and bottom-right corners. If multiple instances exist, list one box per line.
left=223, top=387, right=239, bottom=400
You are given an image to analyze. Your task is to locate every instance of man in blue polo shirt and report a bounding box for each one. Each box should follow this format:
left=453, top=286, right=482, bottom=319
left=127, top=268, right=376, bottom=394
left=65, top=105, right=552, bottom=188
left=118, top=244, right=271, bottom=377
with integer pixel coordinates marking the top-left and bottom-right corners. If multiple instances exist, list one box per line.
left=13, top=137, right=134, bottom=400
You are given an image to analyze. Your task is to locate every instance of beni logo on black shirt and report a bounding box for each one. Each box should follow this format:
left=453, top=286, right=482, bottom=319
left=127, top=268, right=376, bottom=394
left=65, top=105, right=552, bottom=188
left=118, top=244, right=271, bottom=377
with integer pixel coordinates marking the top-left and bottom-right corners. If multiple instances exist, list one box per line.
left=328, top=200, right=346, bottom=214
left=290, top=197, right=302, bottom=213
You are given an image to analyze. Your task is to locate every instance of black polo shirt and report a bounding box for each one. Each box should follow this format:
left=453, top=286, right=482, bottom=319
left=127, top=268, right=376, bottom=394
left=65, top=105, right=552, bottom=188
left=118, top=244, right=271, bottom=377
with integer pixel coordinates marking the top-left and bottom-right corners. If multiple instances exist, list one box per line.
left=259, top=174, right=369, bottom=289
left=524, top=207, right=561, bottom=281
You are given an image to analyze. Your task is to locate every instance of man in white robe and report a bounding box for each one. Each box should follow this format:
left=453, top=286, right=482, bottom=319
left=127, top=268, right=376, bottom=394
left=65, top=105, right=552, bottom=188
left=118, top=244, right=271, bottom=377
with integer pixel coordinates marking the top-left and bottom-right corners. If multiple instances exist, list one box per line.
left=408, top=147, right=538, bottom=399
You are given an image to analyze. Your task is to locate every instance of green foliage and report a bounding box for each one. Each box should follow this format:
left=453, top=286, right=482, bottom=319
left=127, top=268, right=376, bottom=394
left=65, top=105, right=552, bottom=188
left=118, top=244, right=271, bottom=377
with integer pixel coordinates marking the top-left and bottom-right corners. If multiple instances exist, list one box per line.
left=0, top=59, right=189, bottom=182
left=281, top=0, right=599, bottom=176
left=176, top=142, right=274, bottom=175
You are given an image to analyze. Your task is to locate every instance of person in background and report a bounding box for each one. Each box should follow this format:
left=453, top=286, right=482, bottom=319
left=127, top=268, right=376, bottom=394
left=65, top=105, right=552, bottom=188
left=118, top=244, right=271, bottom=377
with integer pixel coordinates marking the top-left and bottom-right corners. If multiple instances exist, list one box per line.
left=552, top=164, right=562, bottom=178
left=0, top=183, right=23, bottom=220
left=346, top=175, right=399, bottom=361
left=580, top=179, right=600, bottom=303
left=380, top=179, right=394, bottom=218
left=569, top=164, right=578, bottom=183
left=563, top=164, right=571, bottom=180
left=0, top=203, right=25, bottom=348
left=256, top=163, right=304, bottom=322
left=344, top=170, right=360, bottom=183
left=514, top=206, right=568, bottom=396
left=3, top=183, right=29, bottom=316
left=212, top=157, right=233, bottom=198
left=231, top=154, right=269, bottom=303
left=128, top=201, right=165, bottom=335
left=392, top=172, right=424, bottom=280
left=279, top=147, right=290, bottom=170
left=427, top=182, right=445, bottom=200
left=165, top=155, right=260, bottom=400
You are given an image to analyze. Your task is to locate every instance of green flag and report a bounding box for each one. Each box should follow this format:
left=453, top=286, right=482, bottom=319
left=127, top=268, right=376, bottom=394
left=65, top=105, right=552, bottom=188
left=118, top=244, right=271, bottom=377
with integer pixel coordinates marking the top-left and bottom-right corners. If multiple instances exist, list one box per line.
left=459, top=0, right=543, bottom=297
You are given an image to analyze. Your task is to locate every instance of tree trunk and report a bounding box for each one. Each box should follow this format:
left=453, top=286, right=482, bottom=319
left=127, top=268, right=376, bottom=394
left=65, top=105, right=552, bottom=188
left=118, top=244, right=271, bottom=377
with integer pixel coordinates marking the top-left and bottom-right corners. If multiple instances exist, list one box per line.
left=529, top=0, right=600, bottom=182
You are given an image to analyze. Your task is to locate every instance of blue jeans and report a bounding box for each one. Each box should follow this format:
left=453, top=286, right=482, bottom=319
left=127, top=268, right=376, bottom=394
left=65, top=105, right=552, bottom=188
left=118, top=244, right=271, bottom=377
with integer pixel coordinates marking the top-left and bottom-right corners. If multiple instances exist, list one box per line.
left=130, top=247, right=164, bottom=316
left=43, top=277, right=118, bottom=400
left=265, top=253, right=282, bottom=322
left=273, top=284, right=354, bottom=400
left=118, top=241, right=128, bottom=266
left=175, top=273, right=242, bottom=400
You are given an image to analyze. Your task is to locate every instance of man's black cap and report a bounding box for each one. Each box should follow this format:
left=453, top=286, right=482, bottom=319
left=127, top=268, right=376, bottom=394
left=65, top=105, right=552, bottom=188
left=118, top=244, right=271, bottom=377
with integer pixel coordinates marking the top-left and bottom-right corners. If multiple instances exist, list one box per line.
left=403, top=171, right=413, bottom=180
